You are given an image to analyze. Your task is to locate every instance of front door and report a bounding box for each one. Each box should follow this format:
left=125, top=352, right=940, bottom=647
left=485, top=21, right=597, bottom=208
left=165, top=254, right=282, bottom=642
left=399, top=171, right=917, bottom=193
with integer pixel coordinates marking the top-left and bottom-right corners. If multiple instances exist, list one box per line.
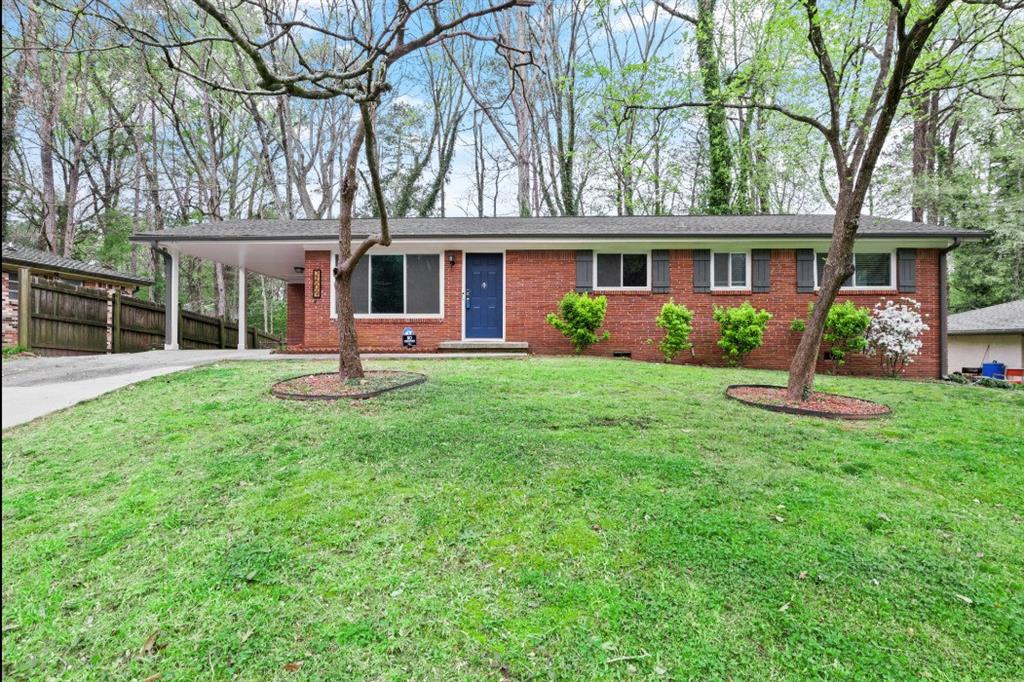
left=465, top=253, right=503, bottom=339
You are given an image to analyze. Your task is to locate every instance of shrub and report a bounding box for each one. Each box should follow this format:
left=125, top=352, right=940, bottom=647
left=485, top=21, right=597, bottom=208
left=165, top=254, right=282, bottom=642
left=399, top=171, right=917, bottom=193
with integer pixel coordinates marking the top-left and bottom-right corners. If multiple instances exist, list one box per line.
left=655, top=300, right=694, bottom=362
left=546, top=291, right=610, bottom=353
left=821, top=301, right=871, bottom=371
left=792, top=301, right=870, bottom=372
left=712, top=302, right=772, bottom=366
left=866, top=298, right=929, bottom=376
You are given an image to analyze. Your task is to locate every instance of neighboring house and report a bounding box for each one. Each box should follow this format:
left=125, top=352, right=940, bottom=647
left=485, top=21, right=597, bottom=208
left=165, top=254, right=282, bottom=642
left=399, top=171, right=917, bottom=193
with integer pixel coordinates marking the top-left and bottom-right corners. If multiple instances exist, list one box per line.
left=2, top=243, right=152, bottom=348
left=947, top=300, right=1024, bottom=375
left=131, top=215, right=984, bottom=377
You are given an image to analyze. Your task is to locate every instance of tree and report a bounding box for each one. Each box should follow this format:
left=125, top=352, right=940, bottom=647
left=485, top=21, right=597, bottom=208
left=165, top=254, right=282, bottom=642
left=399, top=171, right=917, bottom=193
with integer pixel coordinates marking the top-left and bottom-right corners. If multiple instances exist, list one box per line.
left=654, top=0, right=1014, bottom=398
left=866, top=298, right=929, bottom=376
left=656, top=0, right=733, bottom=214
left=91, top=0, right=531, bottom=378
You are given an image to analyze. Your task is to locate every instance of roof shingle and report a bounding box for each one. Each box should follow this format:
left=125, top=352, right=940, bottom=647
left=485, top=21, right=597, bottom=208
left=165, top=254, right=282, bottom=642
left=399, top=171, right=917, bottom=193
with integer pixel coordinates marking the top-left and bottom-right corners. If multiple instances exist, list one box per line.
left=948, top=300, right=1024, bottom=335
left=131, top=214, right=985, bottom=242
left=3, top=243, right=153, bottom=287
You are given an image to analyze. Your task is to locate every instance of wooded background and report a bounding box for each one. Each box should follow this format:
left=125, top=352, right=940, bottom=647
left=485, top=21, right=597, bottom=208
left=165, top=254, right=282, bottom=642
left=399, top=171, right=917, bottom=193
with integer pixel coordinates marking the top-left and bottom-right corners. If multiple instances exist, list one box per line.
left=2, top=0, right=1021, bottom=337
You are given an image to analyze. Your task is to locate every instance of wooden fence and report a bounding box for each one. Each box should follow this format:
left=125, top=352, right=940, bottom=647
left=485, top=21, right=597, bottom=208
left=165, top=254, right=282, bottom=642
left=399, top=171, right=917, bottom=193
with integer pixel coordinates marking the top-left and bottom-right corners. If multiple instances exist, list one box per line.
left=20, top=275, right=281, bottom=355
left=28, top=279, right=110, bottom=355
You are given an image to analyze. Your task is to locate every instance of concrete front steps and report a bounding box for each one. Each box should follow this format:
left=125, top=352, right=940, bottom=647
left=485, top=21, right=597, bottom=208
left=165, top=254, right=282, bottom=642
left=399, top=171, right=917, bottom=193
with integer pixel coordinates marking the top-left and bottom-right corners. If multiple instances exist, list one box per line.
left=437, top=340, right=530, bottom=354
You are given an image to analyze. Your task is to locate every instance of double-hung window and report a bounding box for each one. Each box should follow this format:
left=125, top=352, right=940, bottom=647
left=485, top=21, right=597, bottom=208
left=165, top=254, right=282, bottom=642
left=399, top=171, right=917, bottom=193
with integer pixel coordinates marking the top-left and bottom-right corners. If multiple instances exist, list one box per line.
left=712, top=252, right=748, bottom=289
left=815, top=252, right=893, bottom=289
left=333, top=253, right=442, bottom=317
left=596, top=253, right=649, bottom=289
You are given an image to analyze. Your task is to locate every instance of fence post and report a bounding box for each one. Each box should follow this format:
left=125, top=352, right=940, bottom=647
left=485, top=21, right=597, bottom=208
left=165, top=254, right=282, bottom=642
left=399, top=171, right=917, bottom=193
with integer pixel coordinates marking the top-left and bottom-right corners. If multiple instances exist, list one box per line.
left=219, top=317, right=226, bottom=349
left=17, top=267, right=31, bottom=349
left=112, top=291, right=122, bottom=354
left=178, top=309, right=183, bottom=347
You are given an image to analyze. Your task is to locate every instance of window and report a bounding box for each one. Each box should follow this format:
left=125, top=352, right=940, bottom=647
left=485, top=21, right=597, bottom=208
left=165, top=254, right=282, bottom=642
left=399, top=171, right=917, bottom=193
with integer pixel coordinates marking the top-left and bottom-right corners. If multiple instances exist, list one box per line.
left=815, top=252, right=893, bottom=289
left=712, top=252, right=748, bottom=288
left=7, top=270, right=18, bottom=300
left=596, top=253, right=648, bottom=289
left=334, top=253, right=441, bottom=317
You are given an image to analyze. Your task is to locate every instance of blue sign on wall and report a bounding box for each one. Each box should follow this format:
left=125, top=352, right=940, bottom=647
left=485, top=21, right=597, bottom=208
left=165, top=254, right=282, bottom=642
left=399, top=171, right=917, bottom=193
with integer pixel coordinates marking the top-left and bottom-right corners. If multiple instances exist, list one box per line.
left=402, top=327, right=416, bottom=348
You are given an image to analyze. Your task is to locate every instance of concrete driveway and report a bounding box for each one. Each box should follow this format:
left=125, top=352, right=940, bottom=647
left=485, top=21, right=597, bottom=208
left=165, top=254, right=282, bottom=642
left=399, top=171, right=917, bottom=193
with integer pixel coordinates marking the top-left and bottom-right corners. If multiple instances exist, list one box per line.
left=2, top=349, right=283, bottom=429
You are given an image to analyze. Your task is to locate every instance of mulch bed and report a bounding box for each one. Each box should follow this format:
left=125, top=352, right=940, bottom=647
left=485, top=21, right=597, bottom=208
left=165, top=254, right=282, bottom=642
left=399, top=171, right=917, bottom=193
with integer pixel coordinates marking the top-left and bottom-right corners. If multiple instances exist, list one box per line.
left=725, top=384, right=891, bottom=420
left=272, top=370, right=426, bottom=401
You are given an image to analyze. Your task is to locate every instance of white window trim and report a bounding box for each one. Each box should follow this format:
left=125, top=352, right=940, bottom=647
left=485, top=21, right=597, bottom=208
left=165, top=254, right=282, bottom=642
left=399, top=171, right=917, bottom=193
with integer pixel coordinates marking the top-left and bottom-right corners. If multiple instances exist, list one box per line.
left=815, top=251, right=897, bottom=291
left=330, top=252, right=445, bottom=320
left=710, top=251, right=752, bottom=290
left=593, top=252, right=651, bottom=291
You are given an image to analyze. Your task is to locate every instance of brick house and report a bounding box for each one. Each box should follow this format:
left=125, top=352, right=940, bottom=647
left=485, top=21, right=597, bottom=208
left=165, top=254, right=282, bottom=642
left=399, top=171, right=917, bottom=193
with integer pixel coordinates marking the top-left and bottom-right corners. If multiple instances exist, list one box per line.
left=131, top=215, right=984, bottom=377
left=3, top=243, right=152, bottom=348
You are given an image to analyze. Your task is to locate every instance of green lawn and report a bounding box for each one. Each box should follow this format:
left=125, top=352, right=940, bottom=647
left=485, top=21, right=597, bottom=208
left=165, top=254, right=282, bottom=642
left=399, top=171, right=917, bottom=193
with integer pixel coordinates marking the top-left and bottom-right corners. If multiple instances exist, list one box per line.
left=2, top=358, right=1022, bottom=680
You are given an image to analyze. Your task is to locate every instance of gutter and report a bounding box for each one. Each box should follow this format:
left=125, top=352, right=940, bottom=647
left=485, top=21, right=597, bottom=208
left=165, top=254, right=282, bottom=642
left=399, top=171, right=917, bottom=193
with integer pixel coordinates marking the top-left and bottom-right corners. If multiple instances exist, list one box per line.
left=938, top=238, right=962, bottom=378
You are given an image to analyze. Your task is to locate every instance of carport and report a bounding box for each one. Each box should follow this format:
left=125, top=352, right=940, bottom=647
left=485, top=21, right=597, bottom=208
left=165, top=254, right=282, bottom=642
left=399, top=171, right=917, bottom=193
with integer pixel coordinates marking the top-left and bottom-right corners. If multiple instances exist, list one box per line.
left=131, top=227, right=306, bottom=350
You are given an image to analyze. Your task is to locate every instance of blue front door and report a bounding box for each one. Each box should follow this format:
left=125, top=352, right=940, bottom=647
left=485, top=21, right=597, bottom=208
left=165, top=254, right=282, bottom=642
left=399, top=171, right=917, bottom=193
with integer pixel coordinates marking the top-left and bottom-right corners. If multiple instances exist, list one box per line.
left=465, top=253, right=503, bottom=339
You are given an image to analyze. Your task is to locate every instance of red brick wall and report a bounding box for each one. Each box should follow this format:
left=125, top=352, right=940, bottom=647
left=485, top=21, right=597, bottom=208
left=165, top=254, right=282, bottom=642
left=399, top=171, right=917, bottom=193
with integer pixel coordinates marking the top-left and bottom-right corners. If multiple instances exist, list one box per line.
left=294, top=250, right=465, bottom=353
left=286, top=283, right=305, bottom=347
left=288, top=247, right=943, bottom=378
left=2, top=271, right=17, bottom=347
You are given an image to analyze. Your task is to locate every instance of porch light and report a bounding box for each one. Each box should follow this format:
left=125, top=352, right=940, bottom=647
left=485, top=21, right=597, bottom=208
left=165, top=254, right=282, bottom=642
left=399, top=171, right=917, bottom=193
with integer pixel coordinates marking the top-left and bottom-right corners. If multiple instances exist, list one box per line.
left=448, top=253, right=456, bottom=268
left=293, top=266, right=304, bottom=274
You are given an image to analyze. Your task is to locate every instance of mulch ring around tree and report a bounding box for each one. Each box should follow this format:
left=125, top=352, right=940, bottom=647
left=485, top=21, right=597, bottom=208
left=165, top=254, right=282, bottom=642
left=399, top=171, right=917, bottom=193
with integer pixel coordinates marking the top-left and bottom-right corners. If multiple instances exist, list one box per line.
left=725, top=384, right=891, bottom=420
left=272, top=370, right=426, bottom=401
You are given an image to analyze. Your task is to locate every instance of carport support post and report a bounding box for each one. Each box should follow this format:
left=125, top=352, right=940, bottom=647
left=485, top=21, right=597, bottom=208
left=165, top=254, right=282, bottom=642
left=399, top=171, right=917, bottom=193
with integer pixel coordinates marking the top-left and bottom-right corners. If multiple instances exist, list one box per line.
left=164, top=250, right=180, bottom=350
left=237, top=267, right=247, bottom=350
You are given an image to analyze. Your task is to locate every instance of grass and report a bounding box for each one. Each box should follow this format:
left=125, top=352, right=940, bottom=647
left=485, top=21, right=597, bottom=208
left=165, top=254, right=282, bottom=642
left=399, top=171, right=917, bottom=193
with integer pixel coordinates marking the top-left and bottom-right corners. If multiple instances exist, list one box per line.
left=2, top=357, right=1022, bottom=681
left=2, top=344, right=30, bottom=359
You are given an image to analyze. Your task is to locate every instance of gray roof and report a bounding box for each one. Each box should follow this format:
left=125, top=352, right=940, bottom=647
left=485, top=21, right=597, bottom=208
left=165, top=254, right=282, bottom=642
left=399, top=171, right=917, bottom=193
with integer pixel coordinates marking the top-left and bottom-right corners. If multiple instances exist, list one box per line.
left=2, top=243, right=152, bottom=287
left=948, top=299, right=1024, bottom=335
left=131, top=214, right=985, bottom=242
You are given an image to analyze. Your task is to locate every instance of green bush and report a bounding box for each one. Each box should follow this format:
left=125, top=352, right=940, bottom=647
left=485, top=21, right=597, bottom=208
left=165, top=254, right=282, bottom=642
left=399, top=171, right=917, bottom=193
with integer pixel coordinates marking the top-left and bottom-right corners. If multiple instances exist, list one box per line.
left=546, top=291, right=610, bottom=353
left=655, top=300, right=694, bottom=362
left=821, top=301, right=870, bottom=370
left=712, top=302, right=772, bottom=366
left=792, top=301, right=871, bottom=372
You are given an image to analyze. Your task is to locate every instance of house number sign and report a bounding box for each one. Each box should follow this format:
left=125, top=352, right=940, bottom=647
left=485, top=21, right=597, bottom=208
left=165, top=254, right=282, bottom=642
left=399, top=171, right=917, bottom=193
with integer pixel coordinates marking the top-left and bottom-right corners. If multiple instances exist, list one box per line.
left=312, top=269, right=322, bottom=299
left=402, top=327, right=417, bottom=349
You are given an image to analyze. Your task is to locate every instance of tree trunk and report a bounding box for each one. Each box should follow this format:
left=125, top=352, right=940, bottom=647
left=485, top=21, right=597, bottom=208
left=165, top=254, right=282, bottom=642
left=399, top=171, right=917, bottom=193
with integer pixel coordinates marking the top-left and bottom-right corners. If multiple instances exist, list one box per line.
left=911, top=94, right=929, bottom=222
left=334, top=122, right=367, bottom=379
left=786, top=205, right=857, bottom=399
left=695, top=0, right=732, bottom=215
left=38, top=109, right=59, bottom=252
left=925, top=90, right=940, bottom=224
left=61, top=129, right=86, bottom=257
left=474, top=111, right=485, bottom=218
left=335, top=266, right=361, bottom=378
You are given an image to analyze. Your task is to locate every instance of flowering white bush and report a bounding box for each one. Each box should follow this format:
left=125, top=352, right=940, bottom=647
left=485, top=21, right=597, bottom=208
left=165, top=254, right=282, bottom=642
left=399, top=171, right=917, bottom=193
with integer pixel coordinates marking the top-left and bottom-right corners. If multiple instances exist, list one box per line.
left=866, top=298, right=929, bottom=376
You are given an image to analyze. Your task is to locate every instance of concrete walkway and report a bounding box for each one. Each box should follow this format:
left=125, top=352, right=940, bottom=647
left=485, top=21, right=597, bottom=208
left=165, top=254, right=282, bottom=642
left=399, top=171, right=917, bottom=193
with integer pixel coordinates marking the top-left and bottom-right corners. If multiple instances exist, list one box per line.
left=2, top=349, right=525, bottom=429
